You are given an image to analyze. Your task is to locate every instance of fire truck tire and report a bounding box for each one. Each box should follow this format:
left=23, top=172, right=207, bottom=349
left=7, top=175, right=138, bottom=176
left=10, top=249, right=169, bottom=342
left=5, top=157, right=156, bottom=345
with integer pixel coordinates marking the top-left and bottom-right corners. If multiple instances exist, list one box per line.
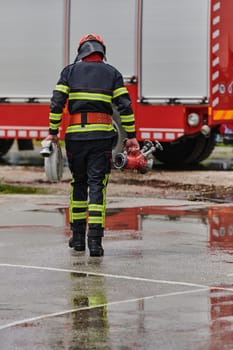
left=112, top=107, right=126, bottom=159
left=0, top=139, right=14, bottom=157
left=154, top=140, right=190, bottom=165
left=183, top=135, right=206, bottom=165
left=155, top=135, right=205, bottom=165
left=44, top=142, right=64, bottom=182
left=193, top=131, right=216, bottom=163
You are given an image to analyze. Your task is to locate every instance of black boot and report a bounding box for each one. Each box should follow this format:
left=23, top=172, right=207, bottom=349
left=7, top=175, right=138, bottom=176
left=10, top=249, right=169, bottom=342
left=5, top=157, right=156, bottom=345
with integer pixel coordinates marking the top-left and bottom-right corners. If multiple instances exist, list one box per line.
left=88, top=237, right=104, bottom=257
left=69, top=231, right=85, bottom=251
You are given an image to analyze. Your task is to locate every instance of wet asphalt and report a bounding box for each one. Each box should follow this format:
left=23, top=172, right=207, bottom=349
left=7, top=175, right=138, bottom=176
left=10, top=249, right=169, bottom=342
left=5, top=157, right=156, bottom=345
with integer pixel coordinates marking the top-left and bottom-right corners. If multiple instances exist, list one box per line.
left=0, top=194, right=233, bottom=350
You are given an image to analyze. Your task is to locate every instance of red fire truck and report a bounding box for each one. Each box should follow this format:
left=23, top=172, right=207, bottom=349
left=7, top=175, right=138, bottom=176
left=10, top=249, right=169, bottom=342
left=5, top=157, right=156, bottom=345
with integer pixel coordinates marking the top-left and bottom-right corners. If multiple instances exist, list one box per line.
left=1, top=0, right=233, bottom=165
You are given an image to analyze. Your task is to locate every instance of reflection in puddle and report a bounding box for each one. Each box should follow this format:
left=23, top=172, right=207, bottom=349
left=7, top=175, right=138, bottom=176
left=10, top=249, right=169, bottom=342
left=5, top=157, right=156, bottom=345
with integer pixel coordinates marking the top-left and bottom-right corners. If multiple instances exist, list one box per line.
left=105, top=205, right=233, bottom=251
left=68, top=272, right=109, bottom=348
left=65, top=205, right=233, bottom=348
left=1, top=201, right=233, bottom=348
left=62, top=204, right=233, bottom=251
left=208, top=207, right=233, bottom=251
left=210, top=285, right=233, bottom=348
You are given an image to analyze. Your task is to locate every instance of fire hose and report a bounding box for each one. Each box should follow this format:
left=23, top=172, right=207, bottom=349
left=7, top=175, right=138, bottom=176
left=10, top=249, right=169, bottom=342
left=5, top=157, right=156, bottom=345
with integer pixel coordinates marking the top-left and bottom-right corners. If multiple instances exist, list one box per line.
left=40, top=140, right=64, bottom=182
left=113, top=140, right=163, bottom=174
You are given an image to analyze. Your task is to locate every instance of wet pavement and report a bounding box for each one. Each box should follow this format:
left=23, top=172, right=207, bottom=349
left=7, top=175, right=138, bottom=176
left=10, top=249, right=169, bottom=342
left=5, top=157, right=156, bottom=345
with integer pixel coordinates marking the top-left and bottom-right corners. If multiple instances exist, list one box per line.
left=0, top=195, right=233, bottom=349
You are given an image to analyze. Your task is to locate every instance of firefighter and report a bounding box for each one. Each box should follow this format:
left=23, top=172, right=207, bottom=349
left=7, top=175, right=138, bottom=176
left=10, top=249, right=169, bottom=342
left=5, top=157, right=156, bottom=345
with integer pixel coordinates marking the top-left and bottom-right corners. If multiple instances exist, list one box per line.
left=43, top=34, right=139, bottom=256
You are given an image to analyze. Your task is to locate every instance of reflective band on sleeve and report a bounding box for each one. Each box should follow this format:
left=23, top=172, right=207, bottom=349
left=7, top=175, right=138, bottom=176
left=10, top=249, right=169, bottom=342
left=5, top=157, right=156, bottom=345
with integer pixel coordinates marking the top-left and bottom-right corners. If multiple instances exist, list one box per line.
left=69, top=92, right=112, bottom=103
left=120, top=114, right=135, bottom=123
left=49, top=113, right=62, bottom=129
left=122, top=125, right=136, bottom=133
left=55, top=84, right=70, bottom=94
left=49, top=123, right=60, bottom=131
left=113, top=87, right=128, bottom=99
left=49, top=113, right=62, bottom=121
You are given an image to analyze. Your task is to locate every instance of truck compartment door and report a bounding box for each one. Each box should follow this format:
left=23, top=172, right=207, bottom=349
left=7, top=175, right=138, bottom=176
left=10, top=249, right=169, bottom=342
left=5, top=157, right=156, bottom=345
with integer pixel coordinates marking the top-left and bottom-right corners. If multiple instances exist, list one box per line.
left=139, top=0, right=210, bottom=102
left=0, top=0, right=64, bottom=99
left=69, top=0, right=136, bottom=79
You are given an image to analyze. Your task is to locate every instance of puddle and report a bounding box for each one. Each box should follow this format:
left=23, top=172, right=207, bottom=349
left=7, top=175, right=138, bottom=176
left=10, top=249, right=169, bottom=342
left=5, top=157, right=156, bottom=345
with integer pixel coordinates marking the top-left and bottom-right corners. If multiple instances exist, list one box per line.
left=1, top=200, right=232, bottom=252
left=1, top=201, right=233, bottom=349
left=63, top=205, right=233, bottom=251
left=208, top=207, right=233, bottom=251
left=209, top=285, right=233, bottom=348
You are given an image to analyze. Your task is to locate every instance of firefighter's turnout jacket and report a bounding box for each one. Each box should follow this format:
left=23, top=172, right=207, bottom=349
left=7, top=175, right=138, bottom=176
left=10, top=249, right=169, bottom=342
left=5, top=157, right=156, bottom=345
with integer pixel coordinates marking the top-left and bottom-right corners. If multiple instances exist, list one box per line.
left=49, top=59, right=136, bottom=237
left=49, top=60, right=136, bottom=140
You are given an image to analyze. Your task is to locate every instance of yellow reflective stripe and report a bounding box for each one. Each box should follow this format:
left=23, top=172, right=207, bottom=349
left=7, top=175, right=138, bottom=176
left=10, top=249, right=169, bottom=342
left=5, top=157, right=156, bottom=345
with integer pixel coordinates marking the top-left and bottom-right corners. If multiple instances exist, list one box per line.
left=55, top=84, right=70, bottom=94
left=101, top=174, right=109, bottom=227
left=49, top=113, right=62, bottom=121
left=89, top=295, right=107, bottom=306
left=69, top=197, right=88, bottom=222
left=87, top=175, right=109, bottom=228
left=72, top=212, right=87, bottom=220
left=70, top=184, right=75, bottom=223
left=49, top=123, right=60, bottom=130
left=66, top=124, right=114, bottom=133
left=123, top=125, right=136, bottom=133
left=69, top=206, right=73, bottom=223
left=88, top=204, right=104, bottom=212
left=88, top=216, right=104, bottom=225
left=72, top=200, right=88, bottom=208
left=120, top=114, right=135, bottom=123
left=213, top=110, right=233, bottom=120
left=113, top=87, right=128, bottom=99
left=69, top=92, right=112, bottom=103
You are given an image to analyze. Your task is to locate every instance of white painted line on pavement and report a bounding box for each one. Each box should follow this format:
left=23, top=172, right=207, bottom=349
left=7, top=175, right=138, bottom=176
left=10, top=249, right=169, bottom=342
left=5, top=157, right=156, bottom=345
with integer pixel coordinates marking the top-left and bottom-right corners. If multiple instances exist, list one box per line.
left=0, top=263, right=207, bottom=289
left=1, top=263, right=233, bottom=331
left=0, top=287, right=208, bottom=331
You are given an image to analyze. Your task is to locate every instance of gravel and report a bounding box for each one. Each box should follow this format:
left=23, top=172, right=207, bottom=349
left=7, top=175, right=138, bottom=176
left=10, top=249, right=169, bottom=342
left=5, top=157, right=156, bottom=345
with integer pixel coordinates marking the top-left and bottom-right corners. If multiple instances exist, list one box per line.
left=1, top=145, right=233, bottom=202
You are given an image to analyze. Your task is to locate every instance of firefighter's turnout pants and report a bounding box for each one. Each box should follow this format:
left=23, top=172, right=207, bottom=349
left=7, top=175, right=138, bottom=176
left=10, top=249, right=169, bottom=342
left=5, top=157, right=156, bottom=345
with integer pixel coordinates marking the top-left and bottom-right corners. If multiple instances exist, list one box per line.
left=65, top=138, right=113, bottom=238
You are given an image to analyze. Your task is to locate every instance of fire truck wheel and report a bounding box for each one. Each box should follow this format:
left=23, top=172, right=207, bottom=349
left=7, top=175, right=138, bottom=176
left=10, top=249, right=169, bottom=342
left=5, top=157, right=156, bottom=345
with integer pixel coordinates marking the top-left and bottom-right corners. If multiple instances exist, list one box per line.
left=154, top=141, right=186, bottom=165
left=183, top=135, right=206, bottom=164
left=112, top=107, right=127, bottom=160
left=154, top=135, right=205, bottom=166
left=193, top=131, right=217, bottom=163
left=0, top=139, right=14, bottom=157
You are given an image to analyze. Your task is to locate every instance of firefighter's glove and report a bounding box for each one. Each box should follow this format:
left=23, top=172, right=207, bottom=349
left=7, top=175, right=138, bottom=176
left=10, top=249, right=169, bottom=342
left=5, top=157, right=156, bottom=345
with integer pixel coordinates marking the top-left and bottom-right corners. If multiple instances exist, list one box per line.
left=125, top=138, right=140, bottom=155
left=43, top=134, right=58, bottom=143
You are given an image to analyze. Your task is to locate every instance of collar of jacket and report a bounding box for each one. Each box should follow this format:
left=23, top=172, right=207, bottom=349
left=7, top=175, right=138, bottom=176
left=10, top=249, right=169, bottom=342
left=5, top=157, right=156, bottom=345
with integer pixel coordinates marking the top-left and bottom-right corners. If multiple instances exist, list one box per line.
left=82, top=53, right=103, bottom=62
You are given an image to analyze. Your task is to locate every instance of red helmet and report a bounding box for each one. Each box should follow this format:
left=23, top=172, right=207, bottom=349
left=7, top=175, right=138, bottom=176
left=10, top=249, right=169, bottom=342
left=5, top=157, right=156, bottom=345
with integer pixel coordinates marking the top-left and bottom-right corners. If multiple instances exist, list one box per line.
left=77, top=33, right=106, bottom=60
